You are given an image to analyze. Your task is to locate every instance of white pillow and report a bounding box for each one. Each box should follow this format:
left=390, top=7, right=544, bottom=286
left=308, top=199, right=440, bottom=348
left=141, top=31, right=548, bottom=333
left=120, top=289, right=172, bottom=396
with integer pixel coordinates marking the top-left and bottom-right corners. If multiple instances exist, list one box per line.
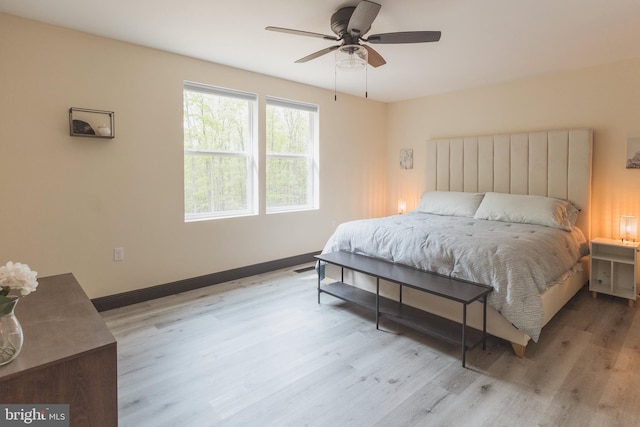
left=417, top=191, right=485, bottom=217
left=474, top=192, right=579, bottom=231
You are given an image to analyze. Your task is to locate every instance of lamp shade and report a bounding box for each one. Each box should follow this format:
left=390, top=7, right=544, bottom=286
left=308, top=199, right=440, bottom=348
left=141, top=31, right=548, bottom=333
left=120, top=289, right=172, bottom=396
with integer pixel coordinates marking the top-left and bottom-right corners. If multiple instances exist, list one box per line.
left=335, top=45, right=368, bottom=71
left=620, top=216, right=638, bottom=242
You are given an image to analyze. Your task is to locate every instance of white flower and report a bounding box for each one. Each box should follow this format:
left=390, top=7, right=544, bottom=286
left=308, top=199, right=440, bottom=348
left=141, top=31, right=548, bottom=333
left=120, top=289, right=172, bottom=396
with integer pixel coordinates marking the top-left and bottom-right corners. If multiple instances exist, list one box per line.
left=0, top=261, right=38, bottom=297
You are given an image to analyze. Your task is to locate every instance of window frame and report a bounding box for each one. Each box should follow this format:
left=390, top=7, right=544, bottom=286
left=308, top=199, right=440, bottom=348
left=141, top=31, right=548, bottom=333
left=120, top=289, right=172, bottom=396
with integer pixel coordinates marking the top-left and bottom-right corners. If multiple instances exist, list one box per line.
left=265, top=96, right=319, bottom=214
left=183, top=81, right=258, bottom=221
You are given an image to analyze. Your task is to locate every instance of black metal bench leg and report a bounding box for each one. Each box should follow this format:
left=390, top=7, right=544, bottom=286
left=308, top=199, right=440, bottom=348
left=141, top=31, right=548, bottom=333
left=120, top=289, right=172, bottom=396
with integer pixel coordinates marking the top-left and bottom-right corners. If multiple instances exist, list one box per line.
left=483, top=295, right=487, bottom=351
left=376, top=278, right=380, bottom=329
left=462, top=304, right=467, bottom=368
left=317, top=269, right=321, bottom=304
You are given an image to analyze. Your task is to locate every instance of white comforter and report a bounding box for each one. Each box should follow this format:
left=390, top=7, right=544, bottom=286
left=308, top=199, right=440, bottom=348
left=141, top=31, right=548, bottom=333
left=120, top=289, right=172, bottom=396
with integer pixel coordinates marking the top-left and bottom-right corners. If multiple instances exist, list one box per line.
left=321, top=211, right=589, bottom=341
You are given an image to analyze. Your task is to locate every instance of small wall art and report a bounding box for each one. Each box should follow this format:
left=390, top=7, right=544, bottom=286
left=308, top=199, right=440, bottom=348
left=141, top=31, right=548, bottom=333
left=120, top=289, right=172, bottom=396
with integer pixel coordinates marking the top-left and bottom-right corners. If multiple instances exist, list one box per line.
left=69, top=107, right=115, bottom=139
left=400, top=148, right=413, bottom=169
left=626, top=137, right=640, bottom=169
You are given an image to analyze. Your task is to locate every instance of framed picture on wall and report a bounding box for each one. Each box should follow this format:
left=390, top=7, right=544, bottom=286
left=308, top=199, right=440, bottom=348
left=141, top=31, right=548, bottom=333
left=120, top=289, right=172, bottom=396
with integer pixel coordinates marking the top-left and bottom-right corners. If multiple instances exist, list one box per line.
left=626, top=137, right=640, bottom=169
left=400, top=149, right=413, bottom=169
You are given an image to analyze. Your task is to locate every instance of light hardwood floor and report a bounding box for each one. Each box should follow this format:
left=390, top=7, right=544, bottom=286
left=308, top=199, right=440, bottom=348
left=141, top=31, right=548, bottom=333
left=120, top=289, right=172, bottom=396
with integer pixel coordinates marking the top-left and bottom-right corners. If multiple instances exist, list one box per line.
left=102, top=265, right=640, bottom=427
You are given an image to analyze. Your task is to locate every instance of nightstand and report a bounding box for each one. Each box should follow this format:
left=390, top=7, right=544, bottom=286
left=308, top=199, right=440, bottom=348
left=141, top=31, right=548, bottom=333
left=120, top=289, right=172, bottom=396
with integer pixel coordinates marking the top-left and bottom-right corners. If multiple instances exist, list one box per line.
left=590, top=238, right=639, bottom=307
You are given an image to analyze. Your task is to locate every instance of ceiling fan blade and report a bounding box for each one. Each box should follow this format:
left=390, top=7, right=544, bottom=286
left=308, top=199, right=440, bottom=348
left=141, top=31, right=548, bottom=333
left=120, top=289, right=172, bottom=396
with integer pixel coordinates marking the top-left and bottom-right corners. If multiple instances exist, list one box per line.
left=367, top=31, right=441, bottom=44
left=295, top=45, right=340, bottom=63
left=266, top=26, right=339, bottom=41
left=363, top=45, right=386, bottom=67
left=347, top=0, right=381, bottom=36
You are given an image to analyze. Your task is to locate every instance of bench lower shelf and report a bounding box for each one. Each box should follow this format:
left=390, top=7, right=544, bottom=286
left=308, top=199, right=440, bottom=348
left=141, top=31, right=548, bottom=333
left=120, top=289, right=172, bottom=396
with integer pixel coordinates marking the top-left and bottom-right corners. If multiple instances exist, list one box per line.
left=321, top=281, right=486, bottom=353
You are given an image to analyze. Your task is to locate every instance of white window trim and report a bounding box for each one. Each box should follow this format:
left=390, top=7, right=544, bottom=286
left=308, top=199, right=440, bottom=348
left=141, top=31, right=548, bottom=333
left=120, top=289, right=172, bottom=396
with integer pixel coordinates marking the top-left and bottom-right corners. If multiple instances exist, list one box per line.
left=265, top=96, right=319, bottom=214
left=183, top=82, right=258, bottom=221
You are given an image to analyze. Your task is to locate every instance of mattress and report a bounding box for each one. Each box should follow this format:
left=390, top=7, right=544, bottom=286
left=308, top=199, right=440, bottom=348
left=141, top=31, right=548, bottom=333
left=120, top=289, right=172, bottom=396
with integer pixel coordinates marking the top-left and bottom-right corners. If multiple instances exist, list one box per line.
left=320, top=211, right=589, bottom=341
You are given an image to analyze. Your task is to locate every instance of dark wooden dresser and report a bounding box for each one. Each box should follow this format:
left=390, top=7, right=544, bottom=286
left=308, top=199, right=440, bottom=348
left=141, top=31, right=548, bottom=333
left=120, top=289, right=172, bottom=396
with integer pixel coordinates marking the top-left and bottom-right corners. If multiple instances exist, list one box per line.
left=0, top=273, right=118, bottom=426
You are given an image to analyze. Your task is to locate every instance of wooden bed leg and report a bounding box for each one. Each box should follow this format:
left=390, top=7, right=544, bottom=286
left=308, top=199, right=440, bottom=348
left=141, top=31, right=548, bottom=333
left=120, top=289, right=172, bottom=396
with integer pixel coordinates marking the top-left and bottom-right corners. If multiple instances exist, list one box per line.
left=511, top=342, right=526, bottom=358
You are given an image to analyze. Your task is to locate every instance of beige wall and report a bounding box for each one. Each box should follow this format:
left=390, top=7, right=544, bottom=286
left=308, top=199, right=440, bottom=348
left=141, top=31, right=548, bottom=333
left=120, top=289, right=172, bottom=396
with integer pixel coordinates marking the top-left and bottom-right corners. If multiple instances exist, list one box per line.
left=5, top=12, right=640, bottom=299
left=387, top=57, right=640, bottom=240
left=0, top=14, right=388, bottom=298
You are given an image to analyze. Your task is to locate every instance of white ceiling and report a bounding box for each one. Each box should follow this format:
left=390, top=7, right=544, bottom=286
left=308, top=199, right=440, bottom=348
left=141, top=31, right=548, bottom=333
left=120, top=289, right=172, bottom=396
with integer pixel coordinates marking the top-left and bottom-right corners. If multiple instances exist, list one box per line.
left=2, top=0, right=640, bottom=102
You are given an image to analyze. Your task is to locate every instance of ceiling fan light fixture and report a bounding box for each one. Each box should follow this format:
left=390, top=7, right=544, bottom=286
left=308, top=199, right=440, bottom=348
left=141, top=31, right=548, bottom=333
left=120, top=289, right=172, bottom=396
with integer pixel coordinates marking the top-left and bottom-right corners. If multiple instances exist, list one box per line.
left=335, top=44, right=368, bottom=71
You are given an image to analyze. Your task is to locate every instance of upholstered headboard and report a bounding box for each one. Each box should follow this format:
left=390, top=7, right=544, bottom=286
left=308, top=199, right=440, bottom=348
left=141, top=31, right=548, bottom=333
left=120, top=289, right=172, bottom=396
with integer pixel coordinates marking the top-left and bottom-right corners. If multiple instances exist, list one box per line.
left=425, top=129, right=593, bottom=239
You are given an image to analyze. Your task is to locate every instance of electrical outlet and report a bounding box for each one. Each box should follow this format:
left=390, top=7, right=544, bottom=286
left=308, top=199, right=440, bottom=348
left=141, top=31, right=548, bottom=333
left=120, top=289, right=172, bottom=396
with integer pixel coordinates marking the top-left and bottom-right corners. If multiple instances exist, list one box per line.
left=114, top=247, right=124, bottom=261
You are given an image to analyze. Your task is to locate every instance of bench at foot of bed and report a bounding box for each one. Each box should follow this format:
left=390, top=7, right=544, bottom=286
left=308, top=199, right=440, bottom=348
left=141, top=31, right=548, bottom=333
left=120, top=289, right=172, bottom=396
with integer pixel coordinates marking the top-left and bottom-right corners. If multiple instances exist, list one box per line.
left=315, top=251, right=493, bottom=368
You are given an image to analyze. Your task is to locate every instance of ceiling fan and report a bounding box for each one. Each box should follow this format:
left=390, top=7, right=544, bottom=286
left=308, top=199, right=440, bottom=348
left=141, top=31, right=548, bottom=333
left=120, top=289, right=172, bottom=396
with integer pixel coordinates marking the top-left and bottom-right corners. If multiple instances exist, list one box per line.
left=265, top=0, right=441, bottom=68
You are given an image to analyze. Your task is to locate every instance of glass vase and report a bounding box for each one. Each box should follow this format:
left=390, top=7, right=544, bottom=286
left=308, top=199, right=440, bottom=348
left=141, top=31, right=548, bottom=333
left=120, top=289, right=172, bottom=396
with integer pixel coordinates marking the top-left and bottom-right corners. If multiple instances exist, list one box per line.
left=0, top=300, right=23, bottom=366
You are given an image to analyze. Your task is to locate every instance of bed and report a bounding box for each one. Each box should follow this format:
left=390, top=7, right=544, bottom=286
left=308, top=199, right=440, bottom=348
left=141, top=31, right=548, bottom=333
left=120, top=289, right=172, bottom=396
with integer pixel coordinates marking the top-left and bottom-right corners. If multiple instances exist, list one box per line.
left=320, top=129, right=593, bottom=357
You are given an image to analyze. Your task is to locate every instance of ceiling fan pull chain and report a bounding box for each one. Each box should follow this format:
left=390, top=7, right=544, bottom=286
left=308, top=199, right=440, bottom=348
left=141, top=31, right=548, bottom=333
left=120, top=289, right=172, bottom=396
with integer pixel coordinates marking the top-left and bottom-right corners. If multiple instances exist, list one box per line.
left=334, top=66, right=337, bottom=101
left=365, top=63, right=368, bottom=98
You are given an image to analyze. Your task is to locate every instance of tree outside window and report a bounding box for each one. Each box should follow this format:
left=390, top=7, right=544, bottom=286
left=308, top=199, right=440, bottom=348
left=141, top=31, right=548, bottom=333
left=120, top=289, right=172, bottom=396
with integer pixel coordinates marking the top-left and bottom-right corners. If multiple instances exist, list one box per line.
left=183, top=83, right=257, bottom=221
left=266, top=97, right=319, bottom=213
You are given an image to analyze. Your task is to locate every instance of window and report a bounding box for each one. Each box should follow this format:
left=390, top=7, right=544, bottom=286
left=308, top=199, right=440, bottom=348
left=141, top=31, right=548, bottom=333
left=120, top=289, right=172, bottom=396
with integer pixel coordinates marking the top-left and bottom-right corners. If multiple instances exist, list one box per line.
left=183, top=82, right=257, bottom=221
left=266, top=97, right=319, bottom=213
